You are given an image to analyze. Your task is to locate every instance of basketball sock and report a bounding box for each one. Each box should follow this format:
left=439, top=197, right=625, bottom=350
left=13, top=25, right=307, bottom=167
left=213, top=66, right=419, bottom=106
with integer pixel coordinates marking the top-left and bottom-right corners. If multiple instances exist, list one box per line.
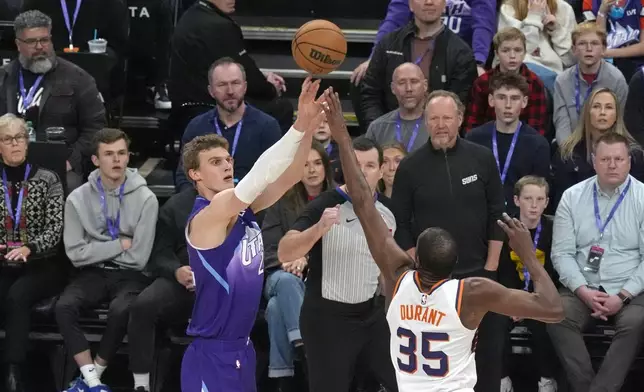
left=133, top=373, right=150, bottom=391
left=94, top=361, right=107, bottom=379
left=80, top=364, right=101, bottom=388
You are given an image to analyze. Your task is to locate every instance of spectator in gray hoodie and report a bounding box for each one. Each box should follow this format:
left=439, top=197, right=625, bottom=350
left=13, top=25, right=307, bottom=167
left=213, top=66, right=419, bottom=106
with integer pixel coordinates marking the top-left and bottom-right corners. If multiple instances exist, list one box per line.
left=56, top=128, right=158, bottom=392
left=553, top=22, right=628, bottom=146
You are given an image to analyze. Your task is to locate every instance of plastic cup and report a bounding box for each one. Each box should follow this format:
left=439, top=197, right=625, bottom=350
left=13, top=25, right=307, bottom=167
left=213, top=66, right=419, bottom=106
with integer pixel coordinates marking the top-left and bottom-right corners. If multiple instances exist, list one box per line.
left=88, top=38, right=108, bottom=54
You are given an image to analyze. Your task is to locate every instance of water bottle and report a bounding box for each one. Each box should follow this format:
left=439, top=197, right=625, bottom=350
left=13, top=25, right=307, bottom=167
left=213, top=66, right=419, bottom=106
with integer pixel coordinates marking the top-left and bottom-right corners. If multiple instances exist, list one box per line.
left=26, top=121, right=36, bottom=142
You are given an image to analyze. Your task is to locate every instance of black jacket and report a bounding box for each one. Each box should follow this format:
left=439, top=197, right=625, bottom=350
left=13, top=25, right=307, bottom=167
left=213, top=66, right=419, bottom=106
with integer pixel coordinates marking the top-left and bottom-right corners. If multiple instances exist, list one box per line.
left=391, top=138, right=506, bottom=275
left=359, top=21, right=477, bottom=127
left=146, top=188, right=197, bottom=280
left=0, top=58, right=105, bottom=173
left=261, top=198, right=303, bottom=273
left=625, top=69, right=644, bottom=146
left=465, top=121, right=551, bottom=215
left=169, top=0, right=276, bottom=105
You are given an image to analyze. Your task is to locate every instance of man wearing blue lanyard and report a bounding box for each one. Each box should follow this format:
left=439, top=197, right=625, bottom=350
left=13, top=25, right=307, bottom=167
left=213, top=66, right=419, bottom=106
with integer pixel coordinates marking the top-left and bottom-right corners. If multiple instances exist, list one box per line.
left=466, top=73, right=550, bottom=215
left=553, top=22, right=627, bottom=146
left=57, top=129, right=159, bottom=392
left=550, top=132, right=644, bottom=392
left=175, top=57, right=281, bottom=192
left=365, top=63, right=429, bottom=153
left=0, top=10, right=107, bottom=192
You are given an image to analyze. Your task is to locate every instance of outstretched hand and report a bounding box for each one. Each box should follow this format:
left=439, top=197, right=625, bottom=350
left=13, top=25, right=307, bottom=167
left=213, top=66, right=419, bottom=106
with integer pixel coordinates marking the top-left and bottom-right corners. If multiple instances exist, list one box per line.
left=294, top=77, right=324, bottom=133
left=321, top=87, right=349, bottom=141
left=497, top=213, right=534, bottom=259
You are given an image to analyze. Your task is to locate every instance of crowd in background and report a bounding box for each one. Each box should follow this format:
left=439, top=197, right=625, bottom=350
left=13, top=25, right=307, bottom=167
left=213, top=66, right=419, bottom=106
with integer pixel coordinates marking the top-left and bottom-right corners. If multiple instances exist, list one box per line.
left=0, top=0, right=643, bottom=392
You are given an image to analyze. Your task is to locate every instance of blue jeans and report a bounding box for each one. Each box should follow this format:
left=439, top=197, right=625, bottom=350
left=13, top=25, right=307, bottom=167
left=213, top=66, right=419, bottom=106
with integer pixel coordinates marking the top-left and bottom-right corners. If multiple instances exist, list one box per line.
left=526, top=62, right=557, bottom=94
left=264, top=269, right=305, bottom=378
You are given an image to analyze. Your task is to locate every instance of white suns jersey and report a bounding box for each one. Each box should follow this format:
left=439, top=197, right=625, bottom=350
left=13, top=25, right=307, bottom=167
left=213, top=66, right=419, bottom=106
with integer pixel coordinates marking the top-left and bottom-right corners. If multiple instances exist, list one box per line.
left=386, top=270, right=478, bottom=392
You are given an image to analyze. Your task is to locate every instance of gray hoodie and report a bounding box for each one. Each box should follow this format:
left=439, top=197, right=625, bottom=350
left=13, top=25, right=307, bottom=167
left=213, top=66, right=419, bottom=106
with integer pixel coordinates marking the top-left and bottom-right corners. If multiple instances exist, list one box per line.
left=64, top=168, right=159, bottom=270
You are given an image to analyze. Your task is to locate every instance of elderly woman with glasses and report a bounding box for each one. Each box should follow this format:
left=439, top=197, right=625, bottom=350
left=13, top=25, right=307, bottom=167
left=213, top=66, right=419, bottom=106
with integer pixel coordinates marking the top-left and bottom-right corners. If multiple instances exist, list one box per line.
left=0, top=113, right=65, bottom=392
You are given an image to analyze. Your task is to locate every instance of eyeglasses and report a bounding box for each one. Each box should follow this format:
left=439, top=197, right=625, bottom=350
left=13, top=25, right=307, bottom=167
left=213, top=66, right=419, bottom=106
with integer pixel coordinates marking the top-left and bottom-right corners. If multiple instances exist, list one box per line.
left=575, top=41, right=602, bottom=49
left=0, top=134, right=28, bottom=145
left=17, top=36, right=52, bottom=47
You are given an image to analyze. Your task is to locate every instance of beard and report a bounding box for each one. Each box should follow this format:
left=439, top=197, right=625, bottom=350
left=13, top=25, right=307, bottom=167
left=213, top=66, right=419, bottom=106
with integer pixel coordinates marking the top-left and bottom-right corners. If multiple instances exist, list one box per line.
left=18, top=52, right=56, bottom=74
left=215, top=96, right=244, bottom=113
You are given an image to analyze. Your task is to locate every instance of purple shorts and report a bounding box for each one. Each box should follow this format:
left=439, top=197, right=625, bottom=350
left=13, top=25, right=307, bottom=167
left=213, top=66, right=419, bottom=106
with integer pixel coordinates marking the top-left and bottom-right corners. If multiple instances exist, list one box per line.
left=180, top=337, right=257, bottom=392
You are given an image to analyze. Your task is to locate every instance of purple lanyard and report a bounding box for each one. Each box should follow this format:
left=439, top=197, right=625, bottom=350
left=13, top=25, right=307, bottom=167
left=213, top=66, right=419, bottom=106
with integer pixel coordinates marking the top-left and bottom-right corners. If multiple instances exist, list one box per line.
left=18, top=70, right=44, bottom=111
left=395, top=114, right=421, bottom=152
left=2, top=164, right=31, bottom=235
left=325, top=143, right=333, bottom=156
left=213, top=114, right=243, bottom=158
left=414, top=39, right=435, bottom=65
left=60, top=0, right=83, bottom=47
left=593, top=178, right=631, bottom=241
left=96, top=177, right=126, bottom=240
left=574, top=65, right=594, bottom=114
left=522, top=221, right=542, bottom=291
left=492, top=122, right=522, bottom=184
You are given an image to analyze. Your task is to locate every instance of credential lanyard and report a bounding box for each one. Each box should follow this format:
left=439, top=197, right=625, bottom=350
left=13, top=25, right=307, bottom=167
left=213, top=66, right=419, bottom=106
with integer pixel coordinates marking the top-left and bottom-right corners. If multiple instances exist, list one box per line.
left=325, top=143, right=332, bottom=156
left=60, top=0, right=83, bottom=48
left=395, top=114, right=421, bottom=152
left=593, top=178, right=631, bottom=241
left=213, top=114, right=243, bottom=158
left=492, top=122, right=522, bottom=184
left=414, top=39, right=436, bottom=65
left=574, top=65, right=594, bottom=114
left=18, top=70, right=44, bottom=111
left=2, top=164, right=31, bottom=235
left=97, top=177, right=126, bottom=240
left=522, top=221, right=542, bottom=291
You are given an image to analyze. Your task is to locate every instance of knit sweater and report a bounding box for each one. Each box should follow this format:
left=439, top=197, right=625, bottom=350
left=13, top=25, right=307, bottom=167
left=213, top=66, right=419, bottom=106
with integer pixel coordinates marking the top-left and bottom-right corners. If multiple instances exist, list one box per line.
left=497, top=0, right=577, bottom=73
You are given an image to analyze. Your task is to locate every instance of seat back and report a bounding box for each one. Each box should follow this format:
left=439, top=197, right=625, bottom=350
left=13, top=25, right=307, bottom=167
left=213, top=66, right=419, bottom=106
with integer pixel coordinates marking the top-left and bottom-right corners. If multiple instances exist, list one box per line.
left=27, top=141, right=68, bottom=195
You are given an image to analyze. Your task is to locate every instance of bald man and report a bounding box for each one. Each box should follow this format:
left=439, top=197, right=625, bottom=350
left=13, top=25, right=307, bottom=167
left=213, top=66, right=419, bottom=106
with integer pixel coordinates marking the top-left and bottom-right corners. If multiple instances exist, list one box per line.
left=365, top=63, right=429, bottom=153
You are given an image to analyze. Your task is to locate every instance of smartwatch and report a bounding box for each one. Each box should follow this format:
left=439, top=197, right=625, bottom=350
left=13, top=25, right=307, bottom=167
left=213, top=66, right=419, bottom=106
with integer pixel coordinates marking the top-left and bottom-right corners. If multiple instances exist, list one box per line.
left=617, top=292, right=632, bottom=305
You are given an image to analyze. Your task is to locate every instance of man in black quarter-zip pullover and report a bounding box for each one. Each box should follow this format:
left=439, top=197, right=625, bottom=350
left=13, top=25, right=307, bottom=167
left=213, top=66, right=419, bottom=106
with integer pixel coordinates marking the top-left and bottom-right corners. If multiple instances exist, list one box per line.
left=391, top=90, right=507, bottom=392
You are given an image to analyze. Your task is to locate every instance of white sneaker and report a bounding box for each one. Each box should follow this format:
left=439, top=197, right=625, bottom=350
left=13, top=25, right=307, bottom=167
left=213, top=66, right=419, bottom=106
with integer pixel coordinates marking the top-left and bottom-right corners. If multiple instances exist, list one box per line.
left=501, top=376, right=514, bottom=392
left=538, top=377, right=557, bottom=392
left=154, top=84, right=171, bottom=110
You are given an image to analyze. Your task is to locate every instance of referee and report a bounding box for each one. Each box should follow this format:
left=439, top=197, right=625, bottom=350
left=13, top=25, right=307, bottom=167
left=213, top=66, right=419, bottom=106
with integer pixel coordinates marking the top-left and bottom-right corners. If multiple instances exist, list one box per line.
left=278, top=137, right=398, bottom=392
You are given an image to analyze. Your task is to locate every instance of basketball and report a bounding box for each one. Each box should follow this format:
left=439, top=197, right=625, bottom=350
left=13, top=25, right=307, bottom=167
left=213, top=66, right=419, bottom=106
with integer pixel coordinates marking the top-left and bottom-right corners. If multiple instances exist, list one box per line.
left=292, top=19, right=347, bottom=75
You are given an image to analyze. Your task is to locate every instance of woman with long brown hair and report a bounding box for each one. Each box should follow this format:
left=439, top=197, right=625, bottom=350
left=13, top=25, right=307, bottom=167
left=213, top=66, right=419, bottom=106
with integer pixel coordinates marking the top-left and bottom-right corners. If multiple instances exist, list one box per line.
left=379, top=142, right=407, bottom=198
left=260, top=141, right=334, bottom=392
left=552, top=87, right=644, bottom=206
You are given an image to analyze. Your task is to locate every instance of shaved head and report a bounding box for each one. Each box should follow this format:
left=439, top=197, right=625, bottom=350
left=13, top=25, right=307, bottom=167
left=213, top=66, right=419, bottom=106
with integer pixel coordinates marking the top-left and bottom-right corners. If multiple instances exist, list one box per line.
left=391, top=62, right=428, bottom=114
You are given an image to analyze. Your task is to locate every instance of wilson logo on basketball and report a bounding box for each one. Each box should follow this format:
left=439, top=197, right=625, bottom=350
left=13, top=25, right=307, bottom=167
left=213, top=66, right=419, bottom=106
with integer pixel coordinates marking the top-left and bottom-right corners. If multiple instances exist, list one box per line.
left=308, top=48, right=341, bottom=65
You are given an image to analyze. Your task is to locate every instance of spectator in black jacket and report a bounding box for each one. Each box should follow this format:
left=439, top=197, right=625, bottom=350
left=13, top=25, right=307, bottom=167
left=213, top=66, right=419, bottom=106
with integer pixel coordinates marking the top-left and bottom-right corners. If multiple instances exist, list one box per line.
left=552, top=87, right=644, bottom=208
left=391, top=90, right=506, bottom=392
left=465, top=73, right=550, bottom=215
left=261, top=141, right=334, bottom=392
left=127, top=187, right=197, bottom=392
left=169, top=0, right=293, bottom=133
left=358, top=0, right=477, bottom=129
left=0, top=11, right=105, bottom=192
left=624, top=68, right=644, bottom=146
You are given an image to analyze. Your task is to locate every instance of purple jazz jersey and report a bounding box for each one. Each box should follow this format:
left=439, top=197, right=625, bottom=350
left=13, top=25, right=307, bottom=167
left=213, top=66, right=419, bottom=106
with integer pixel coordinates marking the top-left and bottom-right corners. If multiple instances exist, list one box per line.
left=181, top=197, right=264, bottom=391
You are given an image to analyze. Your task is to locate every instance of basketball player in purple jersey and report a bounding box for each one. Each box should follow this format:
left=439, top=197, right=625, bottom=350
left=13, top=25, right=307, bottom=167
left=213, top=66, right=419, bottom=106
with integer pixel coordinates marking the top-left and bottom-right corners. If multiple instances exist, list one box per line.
left=180, top=76, right=323, bottom=392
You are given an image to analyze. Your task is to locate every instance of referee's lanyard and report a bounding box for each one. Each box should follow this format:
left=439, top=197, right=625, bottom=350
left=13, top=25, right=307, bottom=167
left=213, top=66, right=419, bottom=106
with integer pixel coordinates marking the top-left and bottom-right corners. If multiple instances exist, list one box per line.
left=213, top=114, right=242, bottom=184
left=575, top=65, right=595, bottom=114
left=492, top=122, right=521, bottom=185
left=521, top=221, right=541, bottom=291
left=395, top=114, right=421, bottom=152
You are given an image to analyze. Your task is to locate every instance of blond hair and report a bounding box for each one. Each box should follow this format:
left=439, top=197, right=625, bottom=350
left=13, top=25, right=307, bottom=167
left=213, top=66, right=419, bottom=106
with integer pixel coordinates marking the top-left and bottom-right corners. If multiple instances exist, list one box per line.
left=514, top=175, right=549, bottom=196
left=182, top=134, right=230, bottom=177
left=0, top=113, right=27, bottom=135
left=571, top=21, right=607, bottom=47
left=511, top=0, right=559, bottom=21
left=559, top=88, right=638, bottom=162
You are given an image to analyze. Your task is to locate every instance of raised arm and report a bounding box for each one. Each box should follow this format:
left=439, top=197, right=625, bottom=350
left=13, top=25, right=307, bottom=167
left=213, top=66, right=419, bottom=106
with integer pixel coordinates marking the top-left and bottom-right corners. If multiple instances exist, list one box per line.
left=461, top=214, right=564, bottom=329
left=196, top=78, right=323, bottom=225
left=322, top=89, right=412, bottom=288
